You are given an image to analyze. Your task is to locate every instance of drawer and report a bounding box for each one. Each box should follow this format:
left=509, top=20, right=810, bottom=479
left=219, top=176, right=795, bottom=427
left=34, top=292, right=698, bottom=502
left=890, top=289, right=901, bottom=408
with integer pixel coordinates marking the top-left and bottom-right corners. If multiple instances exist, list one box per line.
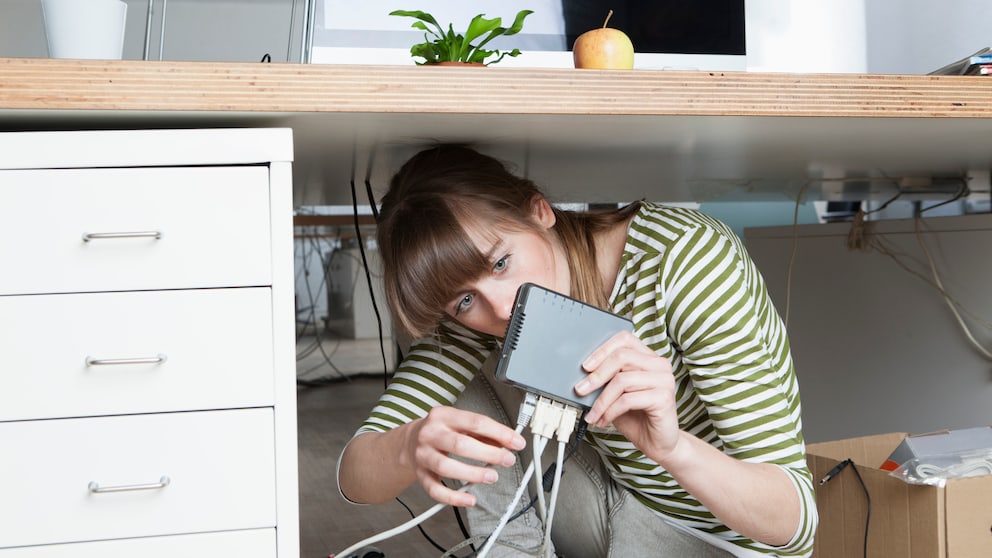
left=0, top=529, right=275, bottom=558
left=0, top=409, right=276, bottom=549
left=0, top=288, right=274, bottom=421
left=0, top=166, right=272, bottom=295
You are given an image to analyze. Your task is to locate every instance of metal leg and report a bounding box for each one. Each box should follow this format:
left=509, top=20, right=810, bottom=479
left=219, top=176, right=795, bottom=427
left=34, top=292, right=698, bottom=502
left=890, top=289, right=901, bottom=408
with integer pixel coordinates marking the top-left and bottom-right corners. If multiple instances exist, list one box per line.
left=158, top=0, right=168, bottom=60
left=301, top=0, right=315, bottom=63
left=286, top=0, right=299, bottom=63
left=142, top=0, right=154, bottom=60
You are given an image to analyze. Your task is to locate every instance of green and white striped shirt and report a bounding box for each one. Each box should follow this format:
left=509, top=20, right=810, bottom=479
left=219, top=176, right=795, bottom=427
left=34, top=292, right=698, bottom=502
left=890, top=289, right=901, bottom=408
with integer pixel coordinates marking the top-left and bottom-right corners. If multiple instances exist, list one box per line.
left=356, top=202, right=816, bottom=556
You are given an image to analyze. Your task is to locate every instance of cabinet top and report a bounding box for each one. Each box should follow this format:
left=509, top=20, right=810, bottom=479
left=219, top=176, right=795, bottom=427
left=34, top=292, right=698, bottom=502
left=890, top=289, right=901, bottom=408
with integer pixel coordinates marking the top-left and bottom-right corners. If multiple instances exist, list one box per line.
left=0, top=128, right=293, bottom=170
left=3, top=58, right=991, bottom=205
left=1, top=57, right=991, bottom=118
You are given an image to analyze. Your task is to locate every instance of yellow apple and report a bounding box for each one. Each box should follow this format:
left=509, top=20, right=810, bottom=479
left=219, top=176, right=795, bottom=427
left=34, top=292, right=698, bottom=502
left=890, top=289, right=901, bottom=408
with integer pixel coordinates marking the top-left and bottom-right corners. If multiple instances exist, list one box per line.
left=572, top=10, right=634, bottom=69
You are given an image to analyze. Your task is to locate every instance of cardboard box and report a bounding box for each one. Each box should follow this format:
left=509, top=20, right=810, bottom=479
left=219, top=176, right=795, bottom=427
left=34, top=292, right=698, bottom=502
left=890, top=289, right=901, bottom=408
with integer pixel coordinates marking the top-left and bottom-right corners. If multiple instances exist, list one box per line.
left=807, top=432, right=992, bottom=558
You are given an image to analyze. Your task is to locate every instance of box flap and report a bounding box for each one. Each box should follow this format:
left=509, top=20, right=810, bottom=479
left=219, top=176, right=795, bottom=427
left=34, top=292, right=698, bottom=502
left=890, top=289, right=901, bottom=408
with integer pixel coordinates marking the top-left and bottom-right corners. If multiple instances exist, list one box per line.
left=944, top=475, right=992, bottom=556
left=808, top=432, right=907, bottom=467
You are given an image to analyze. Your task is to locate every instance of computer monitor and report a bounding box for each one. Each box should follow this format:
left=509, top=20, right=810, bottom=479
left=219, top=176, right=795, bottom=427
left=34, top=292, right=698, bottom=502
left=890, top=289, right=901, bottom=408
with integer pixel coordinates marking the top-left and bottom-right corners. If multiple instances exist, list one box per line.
left=311, top=0, right=746, bottom=71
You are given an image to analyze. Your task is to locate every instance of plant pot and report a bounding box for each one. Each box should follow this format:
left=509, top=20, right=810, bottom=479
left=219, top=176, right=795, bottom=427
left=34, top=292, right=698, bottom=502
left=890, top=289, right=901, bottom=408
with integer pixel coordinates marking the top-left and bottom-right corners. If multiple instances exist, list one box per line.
left=432, top=62, right=485, bottom=67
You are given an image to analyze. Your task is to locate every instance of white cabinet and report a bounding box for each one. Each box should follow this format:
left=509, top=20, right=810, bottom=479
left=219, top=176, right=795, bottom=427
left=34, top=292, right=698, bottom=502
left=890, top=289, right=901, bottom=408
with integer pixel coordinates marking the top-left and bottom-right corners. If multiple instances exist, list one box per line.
left=0, top=129, right=298, bottom=557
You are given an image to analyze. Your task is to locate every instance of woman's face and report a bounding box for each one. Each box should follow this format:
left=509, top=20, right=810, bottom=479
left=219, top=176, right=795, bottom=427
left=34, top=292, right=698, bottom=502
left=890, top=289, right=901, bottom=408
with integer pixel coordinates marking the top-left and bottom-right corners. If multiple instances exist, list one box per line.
left=445, top=201, right=569, bottom=337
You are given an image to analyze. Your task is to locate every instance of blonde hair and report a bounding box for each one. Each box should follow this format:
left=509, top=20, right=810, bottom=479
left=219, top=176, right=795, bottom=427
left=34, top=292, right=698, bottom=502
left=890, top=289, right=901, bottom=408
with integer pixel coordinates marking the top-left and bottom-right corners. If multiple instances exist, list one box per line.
left=377, top=145, right=638, bottom=338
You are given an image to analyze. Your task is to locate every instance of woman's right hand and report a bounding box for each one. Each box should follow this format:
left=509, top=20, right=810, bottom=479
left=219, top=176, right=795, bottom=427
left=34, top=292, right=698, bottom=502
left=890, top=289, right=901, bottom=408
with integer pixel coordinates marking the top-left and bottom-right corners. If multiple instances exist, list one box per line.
left=402, top=406, right=526, bottom=507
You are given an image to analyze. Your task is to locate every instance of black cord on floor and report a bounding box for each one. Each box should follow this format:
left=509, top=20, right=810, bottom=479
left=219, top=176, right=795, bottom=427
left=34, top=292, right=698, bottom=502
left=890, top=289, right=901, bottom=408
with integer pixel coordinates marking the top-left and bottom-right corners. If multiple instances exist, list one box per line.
left=394, top=496, right=453, bottom=555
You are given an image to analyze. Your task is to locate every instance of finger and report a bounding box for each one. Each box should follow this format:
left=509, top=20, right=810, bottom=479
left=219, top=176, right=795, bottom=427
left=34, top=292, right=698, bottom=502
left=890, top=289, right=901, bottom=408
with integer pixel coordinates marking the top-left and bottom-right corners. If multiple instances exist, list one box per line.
left=593, top=386, right=660, bottom=427
left=427, top=407, right=527, bottom=452
left=575, top=344, right=655, bottom=396
left=585, top=367, right=670, bottom=425
left=581, top=330, right=645, bottom=370
left=418, top=469, right=479, bottom=507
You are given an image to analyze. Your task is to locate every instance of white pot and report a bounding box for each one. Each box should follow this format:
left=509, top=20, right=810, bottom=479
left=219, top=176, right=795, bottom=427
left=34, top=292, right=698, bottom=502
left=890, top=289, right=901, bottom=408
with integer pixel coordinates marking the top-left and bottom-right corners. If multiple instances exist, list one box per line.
left=42, top=0, right=128, bottom=60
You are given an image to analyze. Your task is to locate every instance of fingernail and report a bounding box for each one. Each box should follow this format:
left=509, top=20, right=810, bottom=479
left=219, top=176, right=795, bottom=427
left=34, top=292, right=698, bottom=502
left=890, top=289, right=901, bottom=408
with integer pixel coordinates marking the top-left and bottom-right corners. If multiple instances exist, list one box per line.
left=484, top=470, right=498, bottom=484
left=501, top=451, right=516, bottom=467
left=575, top=379, right=590, bottom=395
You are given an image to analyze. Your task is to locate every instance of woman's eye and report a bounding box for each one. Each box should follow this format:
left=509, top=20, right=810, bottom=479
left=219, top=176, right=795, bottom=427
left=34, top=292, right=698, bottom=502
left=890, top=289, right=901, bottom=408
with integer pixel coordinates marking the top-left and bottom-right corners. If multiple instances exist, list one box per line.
left=493, top=256, right=508, bottom=273
left=455, top=293, right=474, bottom=315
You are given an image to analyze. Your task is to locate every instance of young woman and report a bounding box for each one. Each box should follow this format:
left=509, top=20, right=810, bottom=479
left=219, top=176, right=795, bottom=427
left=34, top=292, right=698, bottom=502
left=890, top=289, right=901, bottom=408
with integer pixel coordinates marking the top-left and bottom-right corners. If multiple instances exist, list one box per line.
left=337, top=145, right=817, bottom=557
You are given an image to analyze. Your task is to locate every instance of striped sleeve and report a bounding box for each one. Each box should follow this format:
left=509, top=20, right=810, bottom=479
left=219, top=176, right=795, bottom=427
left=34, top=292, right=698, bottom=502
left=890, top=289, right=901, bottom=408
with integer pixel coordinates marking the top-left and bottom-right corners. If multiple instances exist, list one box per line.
left=357, top=322, right=494, bottom=434
left=659, top=211, right=817, bottom=555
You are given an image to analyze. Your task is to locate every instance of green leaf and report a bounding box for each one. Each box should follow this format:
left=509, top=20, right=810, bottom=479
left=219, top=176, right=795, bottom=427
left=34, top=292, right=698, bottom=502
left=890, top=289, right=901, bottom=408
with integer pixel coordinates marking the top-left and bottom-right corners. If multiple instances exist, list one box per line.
left=389, top=9, right=445, bottom=38
left=391, top=8, right=532, bottom=65
left=503, top=10, right=533, bottom=37
left=410, top=43, right=439, bottom=64
left=462, top=14, right=503, bottom=61
left=487, top=48, right=522, bottom=66
left=467, top=48, right=493, bottom=64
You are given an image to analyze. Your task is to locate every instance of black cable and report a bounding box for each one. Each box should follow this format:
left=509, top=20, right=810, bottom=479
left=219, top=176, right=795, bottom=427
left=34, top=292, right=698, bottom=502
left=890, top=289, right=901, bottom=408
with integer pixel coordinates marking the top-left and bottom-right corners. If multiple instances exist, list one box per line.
left=350, top=178, right=390, bottom=382
left=864, top=188, right=904, bottom=217
left=365, top=174, right=380, bottom=222
left=451, top=505, right=475, bottom=555
left=850, top=462, right=871, bottom=558
left=919, top=179, right=970, bottom=215
left=820, top=458, right=871, bottom=558
left=394, top=496, right=453, bottom=555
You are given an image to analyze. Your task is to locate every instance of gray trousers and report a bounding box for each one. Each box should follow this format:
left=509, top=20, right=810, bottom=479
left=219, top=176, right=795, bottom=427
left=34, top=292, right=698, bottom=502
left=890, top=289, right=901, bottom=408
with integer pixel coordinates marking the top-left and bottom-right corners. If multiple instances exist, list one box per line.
left=453, top=357, right=734, bottom=558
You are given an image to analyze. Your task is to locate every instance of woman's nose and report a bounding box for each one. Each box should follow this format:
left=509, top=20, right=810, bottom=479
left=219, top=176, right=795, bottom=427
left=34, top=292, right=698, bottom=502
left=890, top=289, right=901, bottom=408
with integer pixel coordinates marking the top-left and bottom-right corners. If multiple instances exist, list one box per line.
left=481, top=284, right=517, bottom=322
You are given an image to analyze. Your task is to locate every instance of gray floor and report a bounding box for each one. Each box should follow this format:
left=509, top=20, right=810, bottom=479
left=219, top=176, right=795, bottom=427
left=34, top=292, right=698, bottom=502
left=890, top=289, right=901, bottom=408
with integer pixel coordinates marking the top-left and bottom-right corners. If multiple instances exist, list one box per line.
left=296, top=335, right=465, bottom=558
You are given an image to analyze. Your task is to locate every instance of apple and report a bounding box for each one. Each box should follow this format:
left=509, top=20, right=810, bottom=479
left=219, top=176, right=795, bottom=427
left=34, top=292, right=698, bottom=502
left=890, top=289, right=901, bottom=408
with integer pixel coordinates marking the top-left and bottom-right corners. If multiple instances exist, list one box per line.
left=572, top=10, right=634, bottom=69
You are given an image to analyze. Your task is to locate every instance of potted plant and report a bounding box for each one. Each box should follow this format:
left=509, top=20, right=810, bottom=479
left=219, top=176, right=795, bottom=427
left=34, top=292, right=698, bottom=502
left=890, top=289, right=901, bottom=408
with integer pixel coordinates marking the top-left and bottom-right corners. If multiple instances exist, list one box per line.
left=389, top=9, right=533, bottom=66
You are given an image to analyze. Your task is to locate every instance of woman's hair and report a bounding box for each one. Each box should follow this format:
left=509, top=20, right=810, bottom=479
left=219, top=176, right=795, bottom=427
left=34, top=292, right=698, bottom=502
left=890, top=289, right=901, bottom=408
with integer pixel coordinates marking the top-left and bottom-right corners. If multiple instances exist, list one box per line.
left=377, top=144, right=639, bottom=338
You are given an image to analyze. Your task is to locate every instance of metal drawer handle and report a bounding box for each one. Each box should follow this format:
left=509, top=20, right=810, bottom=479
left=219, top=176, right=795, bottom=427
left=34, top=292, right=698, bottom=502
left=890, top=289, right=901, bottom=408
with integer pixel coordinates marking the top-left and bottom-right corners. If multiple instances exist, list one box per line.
left=82, top=231, right=163, bottom=242
left=89, top=476, right=171, bottom=494
left=85, top=354, right=167, bottom=367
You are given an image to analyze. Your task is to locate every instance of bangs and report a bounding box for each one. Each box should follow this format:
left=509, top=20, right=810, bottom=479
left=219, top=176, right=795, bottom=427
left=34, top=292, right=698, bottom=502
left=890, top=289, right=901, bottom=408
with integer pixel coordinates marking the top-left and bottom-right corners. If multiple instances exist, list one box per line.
left=386, top=204, right=492, bottom=336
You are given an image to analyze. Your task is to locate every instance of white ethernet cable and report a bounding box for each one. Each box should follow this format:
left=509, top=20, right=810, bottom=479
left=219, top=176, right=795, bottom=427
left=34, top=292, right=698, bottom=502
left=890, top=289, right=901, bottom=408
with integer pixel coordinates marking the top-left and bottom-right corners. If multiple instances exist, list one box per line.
left=528, top=397, right=565, bottom=526
left=541, top=404, right=578, bottom=558
left=331, top=392, right=540, bottom=558
left=476, top=435, right=547, bottom=558
left=333, top=490, right=466, bottom=558
left=478, top=397, right=581, bottom=558
left=532, top=433, right=547, bottom=524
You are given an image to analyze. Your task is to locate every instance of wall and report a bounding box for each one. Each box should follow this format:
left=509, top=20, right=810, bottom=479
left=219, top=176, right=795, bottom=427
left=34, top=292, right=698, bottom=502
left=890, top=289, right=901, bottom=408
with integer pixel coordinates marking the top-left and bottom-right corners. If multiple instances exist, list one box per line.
left=0, top=0, right=304, bottom=62
left=745, top=214, right=992, bottom=443
left=745, top=0, right=867, bottom=72
left=865, top=0, right=992, bottom=74
left=745, top=0, right=992, bottom=74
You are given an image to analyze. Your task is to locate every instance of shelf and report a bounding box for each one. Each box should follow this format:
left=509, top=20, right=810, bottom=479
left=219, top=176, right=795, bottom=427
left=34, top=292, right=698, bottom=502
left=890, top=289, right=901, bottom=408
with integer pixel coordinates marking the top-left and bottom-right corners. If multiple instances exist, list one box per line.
left=3, top=57, right=992, bottom=206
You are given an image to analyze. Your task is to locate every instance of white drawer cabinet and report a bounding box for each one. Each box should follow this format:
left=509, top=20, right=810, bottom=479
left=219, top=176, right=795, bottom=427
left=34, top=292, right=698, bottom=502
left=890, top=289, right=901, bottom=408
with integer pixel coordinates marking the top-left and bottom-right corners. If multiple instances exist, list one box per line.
left=0, top=289, right=274, bottom=421
left=0, top=129, right=298, bottom=557
left=0, top=166, right=272, bottom=295
left=0, top=530, right=276, bottom=558
left=0, top=409, right=276, bottom=547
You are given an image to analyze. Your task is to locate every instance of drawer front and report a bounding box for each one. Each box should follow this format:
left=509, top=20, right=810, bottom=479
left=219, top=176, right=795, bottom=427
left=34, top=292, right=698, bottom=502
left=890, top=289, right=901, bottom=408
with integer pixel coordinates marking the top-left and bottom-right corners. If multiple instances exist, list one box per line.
left=0, top=289, right=274, bottom=421
left=0, top=529, right=275, bottom=558
left=0, top=409, right=276, bottom=548
left=0, top=166, right=272, bottom=295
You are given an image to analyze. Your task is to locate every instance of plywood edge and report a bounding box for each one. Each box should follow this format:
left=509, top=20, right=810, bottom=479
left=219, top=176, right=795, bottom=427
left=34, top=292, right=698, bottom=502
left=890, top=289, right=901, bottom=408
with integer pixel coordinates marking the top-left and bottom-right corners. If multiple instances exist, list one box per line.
left=3, top=58, right=992, bottom=118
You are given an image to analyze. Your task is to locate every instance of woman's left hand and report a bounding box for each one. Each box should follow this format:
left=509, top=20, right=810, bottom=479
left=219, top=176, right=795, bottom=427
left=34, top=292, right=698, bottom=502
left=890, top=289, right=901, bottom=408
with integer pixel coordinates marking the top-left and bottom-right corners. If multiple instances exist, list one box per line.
left=574, top=330, right=682, bottom=461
